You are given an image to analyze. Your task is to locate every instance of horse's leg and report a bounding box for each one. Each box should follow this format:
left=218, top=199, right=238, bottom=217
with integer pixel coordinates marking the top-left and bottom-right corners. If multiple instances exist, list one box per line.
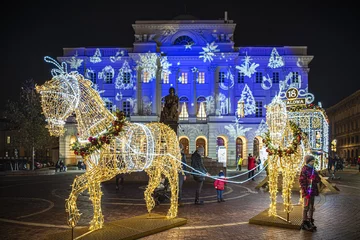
left=88, top=179, right=104, bottom=231
left=65, top=173, right=89, bottom=228
left=163, top=163, right=179, bottom=219
left=144, top=167, right=162, bottom=215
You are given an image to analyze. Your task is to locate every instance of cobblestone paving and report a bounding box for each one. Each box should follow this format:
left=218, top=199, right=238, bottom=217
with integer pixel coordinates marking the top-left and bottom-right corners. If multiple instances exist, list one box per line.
left=0, top=168, right=359, bottom=240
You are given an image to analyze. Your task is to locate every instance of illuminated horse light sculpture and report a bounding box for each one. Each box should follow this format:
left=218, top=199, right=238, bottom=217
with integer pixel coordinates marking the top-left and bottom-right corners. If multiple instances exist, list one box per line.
left=36, top=57, right=182, bottom=230
left=264, top=95, right=308, bottom=220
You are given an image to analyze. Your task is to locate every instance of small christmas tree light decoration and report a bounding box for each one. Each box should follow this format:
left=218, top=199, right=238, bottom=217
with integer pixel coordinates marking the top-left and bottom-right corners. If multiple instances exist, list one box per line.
left=268, top=48, right=284, bottom=69
left=239, top=84, right=256, bottom=116
left=115, top=60, right=134, bottom=90
left=90, top=48, right=102, bottom=63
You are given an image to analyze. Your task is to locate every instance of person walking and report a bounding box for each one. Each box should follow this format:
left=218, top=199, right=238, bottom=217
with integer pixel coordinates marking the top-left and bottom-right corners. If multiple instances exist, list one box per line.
left=299, top=155, right=321, bottom=232
left=247, top=154, right=256, bottom=181
left=178, top=143, right=187, bottom=206
left=237, top=155, right=243, bottom=171
left=214, top=170, right=227, bottom=202
left=191, top=146, right=209, bottom=205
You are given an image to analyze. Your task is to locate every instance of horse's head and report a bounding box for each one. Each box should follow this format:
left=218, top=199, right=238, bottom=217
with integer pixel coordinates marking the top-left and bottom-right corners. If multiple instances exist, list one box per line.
left=266, top=94, right=288, bottom=147
left=36, top=57, right=81, bottom=137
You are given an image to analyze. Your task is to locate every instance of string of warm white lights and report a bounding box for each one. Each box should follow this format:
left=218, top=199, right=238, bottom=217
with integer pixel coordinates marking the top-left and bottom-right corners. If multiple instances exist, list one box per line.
left=265, top=95, right=308, bottom=218
left=37, top=57, right=183, bottom=231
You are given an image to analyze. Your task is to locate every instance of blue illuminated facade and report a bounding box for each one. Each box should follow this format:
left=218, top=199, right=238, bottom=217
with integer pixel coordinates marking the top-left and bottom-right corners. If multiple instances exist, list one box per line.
left=58, top=16, right=313, bottom=166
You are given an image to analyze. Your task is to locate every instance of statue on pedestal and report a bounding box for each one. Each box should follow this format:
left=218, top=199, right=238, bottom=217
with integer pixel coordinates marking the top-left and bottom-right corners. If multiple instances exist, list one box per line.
left=160, top=87, right=179, bottom=134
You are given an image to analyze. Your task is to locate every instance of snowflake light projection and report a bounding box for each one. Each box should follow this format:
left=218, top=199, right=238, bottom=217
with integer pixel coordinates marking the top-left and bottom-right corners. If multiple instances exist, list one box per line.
left=66, top=52, right=83, bottom=70
left=90, top=48, right=102, bottom=63
left=160, top=56, right=172, bottom=79
left=219, top=68, right=234, bottom=90
left=110, top=49, right=125, bottom=63
left=239, top=84, right=256, bottom=116
left=98, top=66, right=115, bottom=82
left=268, top=48, right=284, bottom=68
left=261, top=74, right=273, bottom=90
left=224, top=120, right=252, bottom=141
left=235, top=53, right=259, bottom=78
left=199, top=42, right=219, bottom=63
left=136, top=53, right=171, bottom=82
left=115, top=60, right=134, bottom=90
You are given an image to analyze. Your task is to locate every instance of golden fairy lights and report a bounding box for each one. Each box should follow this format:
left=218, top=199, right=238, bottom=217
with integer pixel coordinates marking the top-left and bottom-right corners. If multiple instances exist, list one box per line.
left=265, top=95, right=309, bottom=218
left=37, top=57, right=182, bottom=231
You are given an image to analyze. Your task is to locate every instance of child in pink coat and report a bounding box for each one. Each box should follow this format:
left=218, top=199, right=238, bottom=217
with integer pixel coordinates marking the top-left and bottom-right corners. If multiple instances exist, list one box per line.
left=214, top=170, right=227, bottom=202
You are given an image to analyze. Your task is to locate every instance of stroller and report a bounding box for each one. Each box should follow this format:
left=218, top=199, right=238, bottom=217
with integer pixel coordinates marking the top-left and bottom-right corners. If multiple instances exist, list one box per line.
left=153, top=178, right=171, bottom=205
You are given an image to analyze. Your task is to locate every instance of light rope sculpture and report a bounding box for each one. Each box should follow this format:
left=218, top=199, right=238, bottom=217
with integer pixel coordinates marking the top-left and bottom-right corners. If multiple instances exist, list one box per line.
left=36, top=57, right=182, bottom=231
left=263, top=95, right=309, bottom=222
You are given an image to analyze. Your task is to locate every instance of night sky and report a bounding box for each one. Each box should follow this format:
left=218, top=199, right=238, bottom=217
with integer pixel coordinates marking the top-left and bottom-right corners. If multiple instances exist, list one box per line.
left=1, top=2, right=359, bottom=113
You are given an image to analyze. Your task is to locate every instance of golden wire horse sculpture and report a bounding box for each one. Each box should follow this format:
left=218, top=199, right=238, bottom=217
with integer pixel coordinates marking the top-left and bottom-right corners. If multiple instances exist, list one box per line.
left=36, top=57, right=182, bottom=230
left=264, top=95, right=309, bottom=220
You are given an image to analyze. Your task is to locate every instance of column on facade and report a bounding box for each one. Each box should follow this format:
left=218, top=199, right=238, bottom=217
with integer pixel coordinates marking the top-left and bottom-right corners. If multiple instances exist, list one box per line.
left=245, top=131, right=255, bottom=165
left=189, top=138, right=196, bottom=155
left=207, top=124, right=217, bottom=159
left=227, top=139, right=237, bottom=167
left=213, top=66, right=219, bottom=115
left=191, top=69, right=197, bottom=116
left=153, top=59, right=162, bottom=116
left=228, top=66, right=235, bottom=115
left=136, top=67, right=143, bottom=115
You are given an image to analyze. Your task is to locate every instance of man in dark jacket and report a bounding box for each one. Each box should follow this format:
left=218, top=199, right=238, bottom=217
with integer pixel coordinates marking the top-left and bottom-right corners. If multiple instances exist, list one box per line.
left=178, top=143, right=187, bottom=206
left=191, top=146, right=209, bottom=205
left=299, top=155, right=321, bottom=232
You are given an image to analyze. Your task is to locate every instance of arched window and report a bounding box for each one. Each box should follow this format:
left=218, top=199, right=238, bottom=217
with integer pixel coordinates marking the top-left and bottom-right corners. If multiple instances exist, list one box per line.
left=196, top=138, right=206, bottom=156
left=196, top=96, right=207, bottom=120
left=179, top=96, right=189, bottom=120
left=174, top=35, right=195, bottom=45
left=180, top=138, right=189, bottom=155
left=236, top=137, right=243, bottom=159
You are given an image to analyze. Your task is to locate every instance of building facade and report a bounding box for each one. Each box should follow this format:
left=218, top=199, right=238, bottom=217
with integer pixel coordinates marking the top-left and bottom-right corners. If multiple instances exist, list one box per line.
left=327, top=90, right=360, bottom=161
left=56, top=15, right=314, bottom=166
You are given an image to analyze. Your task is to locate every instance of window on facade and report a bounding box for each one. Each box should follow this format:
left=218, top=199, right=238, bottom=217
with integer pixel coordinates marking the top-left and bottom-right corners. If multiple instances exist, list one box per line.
left=272, top=72, right=279, bottom=83
left=105, top=72, right=113, bottom=84
left=180, top=72, right=188, bottom=84
left=198, top=72, right=205, bottom=84
left=89, top=71, right=96, bottom=84
left=291, top=72, right=299, bottom=83
left=351, top=137, right=354, bottom=144
left=123, top=72, right=131, bottom=84
left=174, top=36, right=195, bottom=45
left=163, top=73, right=169, bottom=84
left=122, top=101, right=131, bottom=117
left=219, top=72, right=225, bottom=83
left=255, top=101, right=263, bottom=117
left=356, top=135, right=359, bottom=143
left=237, top=72, right=245, bottom=83
left=143, top=71, right=150, bottom=83
left=179, top=97, right=189, bottom=120
left=255, top=72, right=262, bottom=83
left=197, top=97, right=207, bottom=120
left=6, top=136, right=10, bottom=144
left=105, top=101, right=113, bottom=112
